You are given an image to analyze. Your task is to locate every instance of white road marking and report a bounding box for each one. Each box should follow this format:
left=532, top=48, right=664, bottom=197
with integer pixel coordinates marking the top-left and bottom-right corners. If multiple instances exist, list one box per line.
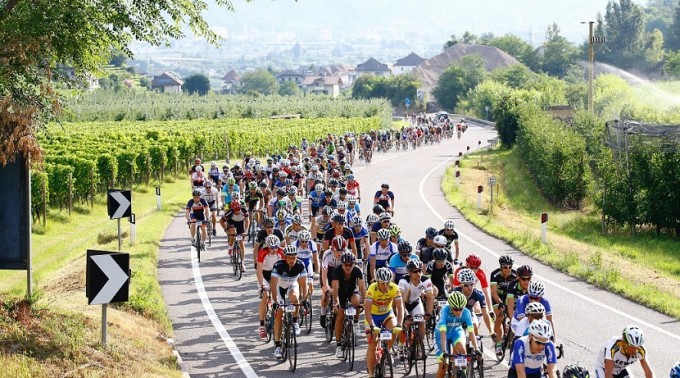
left=191, top=246, right=259, bottom=378
left=417, top=150, right=680, bottom=342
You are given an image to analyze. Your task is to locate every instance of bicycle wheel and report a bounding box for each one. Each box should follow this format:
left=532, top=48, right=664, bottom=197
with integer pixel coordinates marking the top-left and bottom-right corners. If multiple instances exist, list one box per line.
left=414, top=332, right=426, bottom=378
left=196, top=229, right=202, bottom=262
left=401, top=327, right=412, bottom=375
left=324, top=311, right=334, bottom=343
left=288, top=317, right=298, bottom=372
left=304, top=298, right=313, bottom=334
left=425, top=321, right=435, bottom=351
left=233, top=244, right=242, bottom=280
left=264, top=306, right=273, bottom=343
left=476, top=355, right=484, bottom=378
left=207, top=221, right=212, bottom=247
left=379, top=342, right=393, bottom=378
left=346, top=321, right=355, bottom=370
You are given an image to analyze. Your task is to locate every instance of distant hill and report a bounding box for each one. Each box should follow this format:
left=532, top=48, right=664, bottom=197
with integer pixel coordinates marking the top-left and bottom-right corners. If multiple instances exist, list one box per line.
left=413, top=44, right=520, bottom=96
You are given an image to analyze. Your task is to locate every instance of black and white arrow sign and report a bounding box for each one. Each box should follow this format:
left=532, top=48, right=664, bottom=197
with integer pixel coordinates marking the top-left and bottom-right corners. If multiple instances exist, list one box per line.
left=107, top=189, right=132, bottom=219
left=86, top=250, right=130, bottom=305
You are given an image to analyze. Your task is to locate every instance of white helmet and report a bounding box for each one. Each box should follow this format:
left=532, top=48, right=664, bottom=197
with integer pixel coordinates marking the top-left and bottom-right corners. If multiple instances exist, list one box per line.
left=444, top=220, right=455, bottom=230
left=528, top=280, right=545, bottom=298
left=528, top=319, right=553, bottom=341
left=457, top=268, right=476, bottom=285
left=433, top=235, right=447, bottom=247
left=623, top=325, right=644, bottom=347
left=375, top=267, right=393, bottom=283
left=265, top=235, right=280, bottom=248
left=525, top=302, right=546, bottom=315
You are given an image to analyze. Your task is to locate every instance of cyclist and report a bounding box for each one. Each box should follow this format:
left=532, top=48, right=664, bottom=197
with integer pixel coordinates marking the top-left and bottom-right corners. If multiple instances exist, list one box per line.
left=189, top=157, right=205, bottom=177
left=322, top=213, right=358, bottom=257
left=295, top=230, right=318, bottom=303
left=364, top=267, right=404, bottom=378
left=256, top=235, right=285, bottom=340
left=185, top=189, right=210, bottom=247
left=370, top=212, right=392, bottom=244
left=594, top=326, right=653, bottom=378
left=221, top=177, right=240, bottom=210
left=271, top=245, right=308, bottom=358
left=388, top=224, right=404, bottom=244
left=432, top=235, right=454, bottom=263
left=398, top=259, right=434, bottom=359
left=453, top=254, right=493, bottom=319
left=416, top=227, right=438, bottom=264
left=373, top=183, right=395, bottom=214
left=332, top=251, right=367, bottom=358
left=509, top=319, right=557, bottom=378
left=434, top=291, right=479, bottom=378
left=208, top=161, right=220, bottom=185
left=490, top=255, right=518, bottom=356
left=219, top=201, right=250, bottom=272
left=453, top=268, right=495, bottom=341
left=252, top=217, right=286, bottom=270
left=201, top=180, right=220, bottom=236
left=426, top=248, right=456, bottom=300
left=267, top=188, right=289, bottom=218
left=218, top=165, right=232, bottom=189
left=284, top=214, right=307, bottom=245
left=350, top=215, right=370, bottom=267
left=506, top=264, right=533, bottom=325
left=320, top=235, right=347, bottom=328
left=514, top=302, right=545, bottom=338
left=346, top=174, right=361, bottom=200
left=286, top=187, right=303, bottom=215
left=368, top=228, right=398, bottom=284
left=438, top=220, right=460, bottom=264
left=191, top=165, right=207, bottom=188
left=244, top=182, right=264, bottom=228
left=512, top=280, right=554, bottom=339
left=387, top=240, right=419, bottom=283
left=562, top=364, right=591, bottom=378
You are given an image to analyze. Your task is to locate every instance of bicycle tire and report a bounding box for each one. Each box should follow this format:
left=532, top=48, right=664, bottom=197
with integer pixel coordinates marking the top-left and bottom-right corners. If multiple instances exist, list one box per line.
left=233, top=243, right=242, bottom=280
left=282, top=318, right=290, bottom=362
left=379, top=341, right=393, bottom=378
left=414, top=332, right=426, bottom=378
left=324, top=311, right=334, bottom=343
left=264, top=305, right=273, bottom=343
left=346, top=320, right=355, bottom=370
left=288, top=316, right=297, bottom=372
left=477, top=355, right=484, bottom=378
left=196, top=228, right=202, bottom=263
left=304, top=298, right=313, bottom=334
left=207, top=221, right=212, bottom=247
left=402, top=327, right=413, bottom=375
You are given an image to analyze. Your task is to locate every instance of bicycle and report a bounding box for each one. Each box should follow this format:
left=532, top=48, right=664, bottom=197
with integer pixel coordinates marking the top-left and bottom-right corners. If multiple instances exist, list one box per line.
left=340, top=305, right=359, bottom=370
left=372, top=326, right=396, bottom=378
left=402, top=313, right=427, bottom=377
left=247, top=210, right=259, bottom=243
left=495, top=304, right=512, bottom=362
left=324, top=291, right=336, bottom=343
left=297, top=278, right=313, bottom=335
left=262, top=288, right=274, bottom=343
left=279, top=302, right=303, bottom=372
left=232, top=234, right=243, bottom=280
left=189, top=220, right=206, bottom=262
left=205, top=220, right=213, bottom=247
left=443, top=349, right=482, bottom=378
left=426, top=297, right=448, bottom=351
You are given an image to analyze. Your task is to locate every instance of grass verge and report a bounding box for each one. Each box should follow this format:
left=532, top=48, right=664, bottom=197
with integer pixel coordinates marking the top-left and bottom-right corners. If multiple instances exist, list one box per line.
left=0, top=175, right=192, bottom=377
left=442, top=147, right=680, bottom=320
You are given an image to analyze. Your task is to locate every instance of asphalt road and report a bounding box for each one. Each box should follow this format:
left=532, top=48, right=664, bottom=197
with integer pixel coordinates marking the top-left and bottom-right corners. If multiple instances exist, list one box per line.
left=158, top=124, right=680, bottom=378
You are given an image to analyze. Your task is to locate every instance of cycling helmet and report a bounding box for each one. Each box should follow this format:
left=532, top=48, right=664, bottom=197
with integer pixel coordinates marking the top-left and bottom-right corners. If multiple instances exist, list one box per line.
left=525, top=302, right=546, bottom=315
left=258, top=181, right=267, bottom=188
left=332, top=213, right=346, bottom=223
left=331, top=235, right=348, bottom=251
left=389, top=224, right=401, bottom=237
left=516, top=265, right=533, bottom=277
left=278, top=171, right=287, bottom=178
left=562, top=365, right=590, bottom=378
left=425, top=227, right=438, bottom=239
left=328, top=178, right=339, bottom=187
left=284, top=178, right=294, bottom=186
left=315, top=183, right=324, bottom=192
left=322, top=206, right=333, bottom=216
left=266, top=235, right=280, bottom=248
left=205, top=180, right=213, bottom=187
left=372, top=204, right=385, bottom=214
left=366, top=214, right=379, bottom=224
left=195, top=165, right=203, bottom=172
left=311, top=164, right=319, bottom=171
left=397, top=240, right=412, bottom=254
left=346, top=195, right=356, bottom=204
left=447, top=291, right=467, bottom=309
left=622, top=325, right=644, bottom=347
left=195, top=158, right=202, bottom=164
left=528, top=319, right=553, bottom=341
left=337, top=201, right=348, bottom=210
left=248, top=181, right=257, bottom=189
left=192, top=189, right=201, bottom=196
left=376, top=229, right=390, bottom=240
left=341, top=251, right=356, bottom=264
left=465, top=254, right=482, bottom=268
left=323, top=189, right=333, bottom=196
left=231, top=201, right=241, bottom=212
left=233, top=163, right=240, bottom=169
left=298, top=230, right=311, bottom=242
left=351, top=216, right=363, bottom=227
left=375, top=267, right=393, bottom=283
left=347, top=174, right=355, bottom=180
left=499, top=255, right=514, bottom=266
left=276, top=209, right=288, bottom=220
left=379, top=212, right=391, bottom=221
left=276, top=188, right=286, bottom=196
left=292, top=214, right=302, bottom=224
left=287, top=187, right=297, bottom=195
left=670, top=362, right=680, bottom=378
left=226, top=177, right=235, bottom=185
left=457, top=268, right=477, bottom=285
left=433, top=235, right=447, bottom=247
left=406, top=259, right=423, bottom=272
left=433, top=248, right=448, bottom=261
left=444, top=220, right=455, bottom=230
left=283, top=245, right=298, bottom=256
left=263, top=217, right=274, bottom=227
left=528, top=280, right=545, bottom=298
left=222, top=165, right=229, bottom=170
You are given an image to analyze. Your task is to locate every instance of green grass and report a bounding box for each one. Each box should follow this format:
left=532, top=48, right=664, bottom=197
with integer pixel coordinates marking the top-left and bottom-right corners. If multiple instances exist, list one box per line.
left=443, top=148, right=680, bottom=319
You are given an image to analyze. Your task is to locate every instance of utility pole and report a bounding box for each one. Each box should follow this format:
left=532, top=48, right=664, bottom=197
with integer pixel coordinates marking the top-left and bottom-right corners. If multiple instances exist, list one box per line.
left=582, top=21, right=605, bottom=113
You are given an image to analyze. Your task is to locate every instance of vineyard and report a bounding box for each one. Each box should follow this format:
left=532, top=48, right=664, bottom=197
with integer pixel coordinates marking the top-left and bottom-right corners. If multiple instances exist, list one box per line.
left=33, top=117, right=380, bottom=221
left=61, top=91, right=393, bottom=126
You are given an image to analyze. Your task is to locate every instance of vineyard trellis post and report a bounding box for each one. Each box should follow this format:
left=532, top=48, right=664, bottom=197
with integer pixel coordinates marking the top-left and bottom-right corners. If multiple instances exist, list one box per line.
left=41, top=179, right=47, bottom=227
left=67, top=172, right=73, bottom=216
left=90, top=169, right=95, bottom=209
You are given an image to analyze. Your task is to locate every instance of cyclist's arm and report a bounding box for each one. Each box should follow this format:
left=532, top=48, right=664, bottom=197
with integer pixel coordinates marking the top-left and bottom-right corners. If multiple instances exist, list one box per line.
left=358, top=278, right=367, bottom=300
left=491, top=282, right=502, bottom=304
left=270, top=276, right=279, bottom=303
left=185, top=207, right=191, bottom=221
left=321, top=266, right=330, bottom=291
left=297, top=274, right=307, bottom=302
left=394, top=296, right=404, bottom=326
left=453, top=240, right=460, bottom=261
left=468, top=328, right=478, bottom=351
left=243, top=216, right=250, bottom=236
left=256, top=261, right=264, bottom=288
left=514, top=363, right=527, bottom=378
left=331, top=278, right=340, bottom=308
left=640, top=357, right=653, bottom=378
left=481, top=305, right=494, bottom=335
left=546, top=362, right=557, bottom=378
left=349, top=238, right=358, bottom=258
left=425, top=288, right=435, bottom=316
left=506, top=295, right=516, bottom=319
left=363, top=298, right=374, bottom=327
left=219, top=217, right=228, bottom=232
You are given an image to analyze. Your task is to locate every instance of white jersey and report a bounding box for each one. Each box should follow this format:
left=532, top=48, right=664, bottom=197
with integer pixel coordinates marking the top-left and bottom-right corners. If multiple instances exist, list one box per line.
left=321, top=249, right=342, bottom=270
left=294, top=239, right=317, bottom=260
left=219, top=172, right=232, bottom=183
left=201, top=186, right=219, bottom=204
left=398, top=276, right=433, bottom=304
left=594, top=336, right=647, bottom=376
left=369, top=241, right=398, bottom=264
left=286, top=225, right=307, bottom=242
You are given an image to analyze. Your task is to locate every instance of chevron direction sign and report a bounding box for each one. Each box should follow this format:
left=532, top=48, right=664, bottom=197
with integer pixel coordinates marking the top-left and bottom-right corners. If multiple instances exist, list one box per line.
left=107, top=189, right=132, bottom=220
left=86, top=250, right=130, bottom=305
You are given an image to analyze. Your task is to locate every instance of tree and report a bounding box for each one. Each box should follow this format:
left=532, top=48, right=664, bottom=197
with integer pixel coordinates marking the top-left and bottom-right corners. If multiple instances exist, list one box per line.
left=0, top=0, right=240, bottom=165
left=443, top=34, right=459, bottom=50
left=664, top=50, right=680, bottom=78
left=491, top=64, right=533, bottom=89
left=600, top=0, right=646, bottom=69
left=239, top=69, right=279, bottom=95
left=433, top=55, right=487, bottom=111
left=667, top=0, right=680, bottom=50
left=461, top=31, right=478, bottom=44
left=183, top=74, right=211, bottom=96
left=278, top=81, right=301, bottom=96
left=643, top=29, right=665, bottom=70
left=541, top=23, right=579, bottom=77
left=109, top=49, right=127, bottom=67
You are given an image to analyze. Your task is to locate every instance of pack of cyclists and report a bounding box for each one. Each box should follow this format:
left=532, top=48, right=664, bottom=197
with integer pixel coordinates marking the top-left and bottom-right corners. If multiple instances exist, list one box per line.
left=183, top=124, right=659, bottom=378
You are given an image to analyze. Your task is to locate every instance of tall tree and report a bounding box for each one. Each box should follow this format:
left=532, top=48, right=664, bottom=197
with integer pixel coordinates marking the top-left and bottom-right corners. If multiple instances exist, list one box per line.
left=183, top=74, right=211, bottom=96
left=487, top=34, right=541, bottom=71
left=667, top=0, right=680, bottom=50
left=433, top=54, right=487, bottom=111
left=600, top=0, right=646, bottom=69
left=0, top=0, right=240, bottom=165
left=239, top=69, right=279, bottom=95
left=541, top=23, right=579, bottom=77
left=443, top=34, right=460, bottom=50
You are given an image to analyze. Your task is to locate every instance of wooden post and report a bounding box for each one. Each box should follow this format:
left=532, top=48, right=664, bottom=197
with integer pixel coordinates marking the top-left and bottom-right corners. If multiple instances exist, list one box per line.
left=41, top=178, right=47, bottom=227
left=89, top=169, right=95, bottom=209
left=67, top=172, right=72, bottom=216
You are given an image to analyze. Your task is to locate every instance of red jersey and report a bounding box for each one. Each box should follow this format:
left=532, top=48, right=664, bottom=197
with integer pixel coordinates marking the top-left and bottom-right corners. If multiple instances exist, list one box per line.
left=452, top=266, right=489, bottom=289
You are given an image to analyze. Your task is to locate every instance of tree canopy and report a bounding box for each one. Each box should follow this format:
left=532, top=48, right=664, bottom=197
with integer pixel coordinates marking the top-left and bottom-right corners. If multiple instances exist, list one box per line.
left=183, top=74, right=211, bottom=96
left=239, top=69, right=279, bottom=95
left=0, top=0, right=240, bottom=165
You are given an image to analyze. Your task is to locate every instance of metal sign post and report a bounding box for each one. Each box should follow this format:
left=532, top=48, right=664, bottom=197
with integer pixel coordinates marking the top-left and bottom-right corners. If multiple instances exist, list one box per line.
left=488, top=176, right=497, bottom=211
left=155, top=186, right=162, bottom=211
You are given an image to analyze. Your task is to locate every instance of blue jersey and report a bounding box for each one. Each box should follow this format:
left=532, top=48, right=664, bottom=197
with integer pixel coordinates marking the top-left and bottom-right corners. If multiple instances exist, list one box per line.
left=308, top=190, right=324, bottom=208
left=352, top=226, right=369, bottom=239
left=453, top=286, right=487, bottom=311
left=387, top=253, right=419, bottom=283
left=511, top=336, right=556, bottom=374
left=513, top=295, right=552, bottom=320
left=221, top=184, right=240, bottom=203
left=436, top=305, right=474, bottom=340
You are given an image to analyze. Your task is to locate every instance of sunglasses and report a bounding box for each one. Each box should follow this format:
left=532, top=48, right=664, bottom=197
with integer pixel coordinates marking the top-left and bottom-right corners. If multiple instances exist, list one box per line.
left=462, top=284, right=473, bottom=287
left=502, top=265, right=512, bottom=269
left=520, top=276, right=532, bottom=281
left=532, top=339, right=547, bottom=346
left=381, top=220, right=390, bottom=223
left=451, top=307, right=463, bottom=312
left=410, top=270, right=422, bottom=273
left=265, top=226, right=274, bottom=229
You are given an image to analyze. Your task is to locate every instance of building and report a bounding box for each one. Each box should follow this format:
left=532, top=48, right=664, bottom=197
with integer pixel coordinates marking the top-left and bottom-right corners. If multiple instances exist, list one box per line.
left=393, top=52, right=425, bottom=75
left=301, top=76, right=343, bottom=98
left=275, top=70, right=305, bottom=86
left=221, top=69, right=239, bottom=94
left=151, top=72, right=183, bottom=93
left=355, top=57, right=390, bottom=78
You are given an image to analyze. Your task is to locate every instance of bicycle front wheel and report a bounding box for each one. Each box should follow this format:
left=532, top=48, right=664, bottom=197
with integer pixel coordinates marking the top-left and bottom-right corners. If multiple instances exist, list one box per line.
left=414, top=332, right=426, bottom=378
left=379, top=342, right=393, bottom=378
left=196, top=231, right=202, bottom=262
left=288, top=319, right=297, bottom=372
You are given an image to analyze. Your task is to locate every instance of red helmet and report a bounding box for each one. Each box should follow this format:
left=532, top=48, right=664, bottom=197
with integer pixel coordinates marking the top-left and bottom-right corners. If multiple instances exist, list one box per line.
left=244, top=171, right=254, bottom=179
left=332, top=169, right=341, bottom=178
left=231, top=202, right=241, bottom=212
left=466, top=254, right=482, bottom=268
left=331, top=235, right=347, bottom=251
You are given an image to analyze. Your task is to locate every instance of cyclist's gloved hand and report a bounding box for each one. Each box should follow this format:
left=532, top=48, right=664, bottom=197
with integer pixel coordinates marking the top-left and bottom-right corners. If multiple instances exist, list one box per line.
left=453, top=259, right=459, bottom=265
left=392, top=326, right=403, bottom=335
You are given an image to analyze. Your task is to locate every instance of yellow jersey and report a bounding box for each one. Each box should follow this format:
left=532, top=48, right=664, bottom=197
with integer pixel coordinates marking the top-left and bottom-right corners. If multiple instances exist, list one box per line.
left=366, top=282, right=401, bottom=315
